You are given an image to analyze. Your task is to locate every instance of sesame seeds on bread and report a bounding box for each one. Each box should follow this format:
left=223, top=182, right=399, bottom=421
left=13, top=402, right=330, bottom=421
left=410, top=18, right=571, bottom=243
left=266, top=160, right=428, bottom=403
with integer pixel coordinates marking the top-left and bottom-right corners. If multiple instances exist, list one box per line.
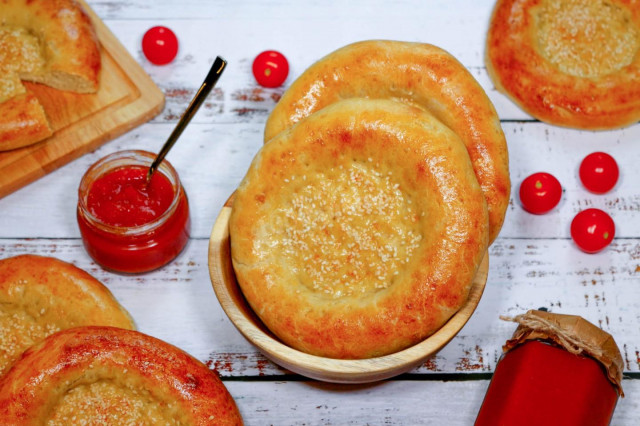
left=0, top=255, right=134, bottom=377
left=0, top=326, right=243, bottom=425
left=486, top=0, right=640, bottom=130
left=0, top=0, right=101, bottom=151
left=264, top=40, right=510, bottom=244
left=230, top=98, right=489, bottom=359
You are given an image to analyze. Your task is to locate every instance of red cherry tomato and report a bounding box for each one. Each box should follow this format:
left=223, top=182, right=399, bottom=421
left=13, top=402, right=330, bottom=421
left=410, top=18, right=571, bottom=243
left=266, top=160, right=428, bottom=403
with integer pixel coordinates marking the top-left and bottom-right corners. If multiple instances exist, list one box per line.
left=519, top=172, right=562, bottom=214
left=142, top=26, right=179, bottom=65
left=571, top=208, right=615, bottom=253
left=579, top=152, right=619, bottom=194
left=252, top=50, right=289, bottom=88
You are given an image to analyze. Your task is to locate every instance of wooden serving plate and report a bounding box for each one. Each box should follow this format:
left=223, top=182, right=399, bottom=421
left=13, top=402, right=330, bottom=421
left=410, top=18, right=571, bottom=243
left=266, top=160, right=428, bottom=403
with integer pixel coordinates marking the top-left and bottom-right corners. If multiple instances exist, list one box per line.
left=0, top=0, right=165, bottom=199
left=208, top=195, right=490, bottom=383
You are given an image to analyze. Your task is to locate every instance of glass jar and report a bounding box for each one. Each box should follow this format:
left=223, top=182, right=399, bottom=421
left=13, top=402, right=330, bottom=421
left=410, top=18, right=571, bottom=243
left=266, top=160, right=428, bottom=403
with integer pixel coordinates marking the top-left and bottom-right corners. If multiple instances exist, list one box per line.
left=77, top=150, right=190, bottom=274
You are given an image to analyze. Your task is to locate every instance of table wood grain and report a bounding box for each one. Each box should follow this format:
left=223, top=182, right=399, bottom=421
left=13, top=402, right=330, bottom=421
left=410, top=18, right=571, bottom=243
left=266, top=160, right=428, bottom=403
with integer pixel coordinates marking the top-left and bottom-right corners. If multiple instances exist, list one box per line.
left=1, top=0, right=638, bottom=423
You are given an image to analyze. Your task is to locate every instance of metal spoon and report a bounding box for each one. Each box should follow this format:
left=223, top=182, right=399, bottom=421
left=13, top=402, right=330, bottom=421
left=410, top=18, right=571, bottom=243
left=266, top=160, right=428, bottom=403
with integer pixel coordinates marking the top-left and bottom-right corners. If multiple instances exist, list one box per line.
left=146, top=56, right=227, bottom=181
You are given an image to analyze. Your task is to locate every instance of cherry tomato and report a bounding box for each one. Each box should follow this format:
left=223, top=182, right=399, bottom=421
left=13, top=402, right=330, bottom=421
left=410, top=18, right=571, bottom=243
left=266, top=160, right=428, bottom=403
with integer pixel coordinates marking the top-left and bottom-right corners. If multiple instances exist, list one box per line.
left=571, top=208, right=615, bottom=253
left=579, top=152, right=619, bottom=194
left=142, top=26, right=179, bottom=65
left=252, top=50, right=289, bottom=88
left=519, top=172, right=562, bottom=214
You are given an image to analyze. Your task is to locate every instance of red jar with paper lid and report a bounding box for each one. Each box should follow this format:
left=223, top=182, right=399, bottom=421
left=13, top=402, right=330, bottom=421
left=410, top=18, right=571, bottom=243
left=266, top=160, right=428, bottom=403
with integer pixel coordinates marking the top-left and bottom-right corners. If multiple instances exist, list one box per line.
left=475, top=310, right=624, bottom=426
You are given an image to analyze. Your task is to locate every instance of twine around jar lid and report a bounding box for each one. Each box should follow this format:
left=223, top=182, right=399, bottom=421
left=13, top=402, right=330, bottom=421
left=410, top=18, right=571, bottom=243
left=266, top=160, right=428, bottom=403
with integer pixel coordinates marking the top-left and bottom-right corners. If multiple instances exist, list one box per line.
left=500, top=310, right=624, bottom=397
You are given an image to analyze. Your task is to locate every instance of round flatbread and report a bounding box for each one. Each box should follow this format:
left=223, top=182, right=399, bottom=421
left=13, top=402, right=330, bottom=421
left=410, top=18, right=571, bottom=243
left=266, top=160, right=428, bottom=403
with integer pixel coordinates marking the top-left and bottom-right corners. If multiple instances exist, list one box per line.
left=0, top=254, right=134, bottom=376
left=264, top=40, right=509, bottom=244
left=0, top=326, right=243, bottom=425
left=0, top=0, right=101, bottom=150
left=231, top=98, right=489, bottom=359
left=486, top=0, right=640, bottom=129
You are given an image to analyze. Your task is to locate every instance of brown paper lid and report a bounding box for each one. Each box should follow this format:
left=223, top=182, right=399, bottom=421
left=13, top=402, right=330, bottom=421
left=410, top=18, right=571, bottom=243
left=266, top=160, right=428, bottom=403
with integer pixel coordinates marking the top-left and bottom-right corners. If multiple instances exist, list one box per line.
left=501, top=310, right=624, bottom=396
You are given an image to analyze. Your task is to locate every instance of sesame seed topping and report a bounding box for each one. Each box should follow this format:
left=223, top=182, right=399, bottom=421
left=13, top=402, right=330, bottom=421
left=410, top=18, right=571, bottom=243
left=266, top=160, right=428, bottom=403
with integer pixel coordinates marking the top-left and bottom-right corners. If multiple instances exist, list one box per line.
left=46, top=380, right=187, bottom=425
left=266, top=160, right=423, bottom=299
left=0, top=26, right=46, bottom=102
left=537, top=0, right=639, bottom=78
left=0, top=308, right=61, bottom=376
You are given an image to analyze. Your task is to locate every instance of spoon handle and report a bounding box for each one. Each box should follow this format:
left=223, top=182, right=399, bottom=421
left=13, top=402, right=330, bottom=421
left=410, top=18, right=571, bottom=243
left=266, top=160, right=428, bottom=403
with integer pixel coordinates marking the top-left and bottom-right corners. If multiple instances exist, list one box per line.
left=147, top=56, right=227, bottom=180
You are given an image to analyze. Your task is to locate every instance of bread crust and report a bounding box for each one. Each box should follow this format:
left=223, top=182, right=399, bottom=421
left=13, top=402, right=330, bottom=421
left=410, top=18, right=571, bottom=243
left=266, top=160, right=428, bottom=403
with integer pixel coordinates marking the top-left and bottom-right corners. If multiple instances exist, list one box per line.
left=0, top=326, right=243, bottom=425
left=264, top=40, right=509, bottom=244
left=0, top=92, right=53, bottom=151
left=0, top=255, right=134, bottom=376
left=0, top=0, right=101, bottom=150
left=486, top=0, right=640, bottom=130
left=0, top=0, right=101, bottom=93
left=231, top=98, right=489, bottom=359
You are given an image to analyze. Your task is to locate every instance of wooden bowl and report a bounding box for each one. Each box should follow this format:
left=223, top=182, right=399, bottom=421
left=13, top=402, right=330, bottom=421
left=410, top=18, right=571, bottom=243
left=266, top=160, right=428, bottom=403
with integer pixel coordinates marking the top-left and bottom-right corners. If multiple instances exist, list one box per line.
left=208, top=195, right=489, bottom=383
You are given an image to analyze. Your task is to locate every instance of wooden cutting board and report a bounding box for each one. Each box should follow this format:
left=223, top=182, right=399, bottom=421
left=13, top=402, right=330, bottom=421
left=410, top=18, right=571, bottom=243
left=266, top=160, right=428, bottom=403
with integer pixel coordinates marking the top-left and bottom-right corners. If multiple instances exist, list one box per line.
left=0, top=0, right=165, bottom=199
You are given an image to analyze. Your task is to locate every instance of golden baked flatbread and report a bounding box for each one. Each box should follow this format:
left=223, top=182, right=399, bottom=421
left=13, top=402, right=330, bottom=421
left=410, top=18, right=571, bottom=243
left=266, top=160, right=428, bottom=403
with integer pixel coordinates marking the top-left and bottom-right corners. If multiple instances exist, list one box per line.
left=0, top=0, right=101, bottom=150
left=264, top=40, right=509, bottom=244
left=0, top=326, right=243, bottom=425
left=486, top=0, right=640, bottom=129
left=0, top=255, right=134, bottom=377
left=231, top=98, right=489, bottom=359
left=0, top=92, right=52, bottom=151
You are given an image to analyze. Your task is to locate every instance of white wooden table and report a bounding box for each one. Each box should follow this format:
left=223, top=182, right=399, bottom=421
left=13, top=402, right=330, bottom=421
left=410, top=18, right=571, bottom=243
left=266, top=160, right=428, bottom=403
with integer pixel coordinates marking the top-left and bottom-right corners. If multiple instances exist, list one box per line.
left=2, top=0, right=639, bottom=423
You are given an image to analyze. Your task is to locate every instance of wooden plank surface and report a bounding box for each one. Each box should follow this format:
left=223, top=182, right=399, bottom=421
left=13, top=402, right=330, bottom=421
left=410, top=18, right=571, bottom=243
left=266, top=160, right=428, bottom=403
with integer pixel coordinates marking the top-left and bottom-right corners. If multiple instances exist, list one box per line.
left=0, top=0, right=164, bottom=199
left=224, top=380, right=640, bottom=425
left=0, top=0, right=638, bottom=424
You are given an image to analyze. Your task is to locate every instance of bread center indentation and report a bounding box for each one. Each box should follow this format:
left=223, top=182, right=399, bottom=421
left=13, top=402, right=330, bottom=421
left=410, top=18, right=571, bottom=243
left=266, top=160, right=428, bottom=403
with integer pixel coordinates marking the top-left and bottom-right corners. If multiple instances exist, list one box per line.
left=272, top=160, right=423, bottom=299
left=46, top=381, right=183, bottom=425
left=536, top=0, right=639, bottom=78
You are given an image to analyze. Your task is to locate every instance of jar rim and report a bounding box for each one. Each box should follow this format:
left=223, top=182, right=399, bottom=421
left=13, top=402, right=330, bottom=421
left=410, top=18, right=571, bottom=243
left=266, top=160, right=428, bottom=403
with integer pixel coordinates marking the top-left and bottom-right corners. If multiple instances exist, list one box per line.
left=77, top=150, right=184, bottom=235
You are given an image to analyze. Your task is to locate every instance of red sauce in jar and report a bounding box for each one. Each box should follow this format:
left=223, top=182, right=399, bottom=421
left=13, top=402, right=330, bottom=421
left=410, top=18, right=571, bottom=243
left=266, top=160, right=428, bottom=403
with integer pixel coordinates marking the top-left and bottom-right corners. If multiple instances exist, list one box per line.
left=77, top=151, right=190, bottom=274
left=86, top=166, right=174, bottom=227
